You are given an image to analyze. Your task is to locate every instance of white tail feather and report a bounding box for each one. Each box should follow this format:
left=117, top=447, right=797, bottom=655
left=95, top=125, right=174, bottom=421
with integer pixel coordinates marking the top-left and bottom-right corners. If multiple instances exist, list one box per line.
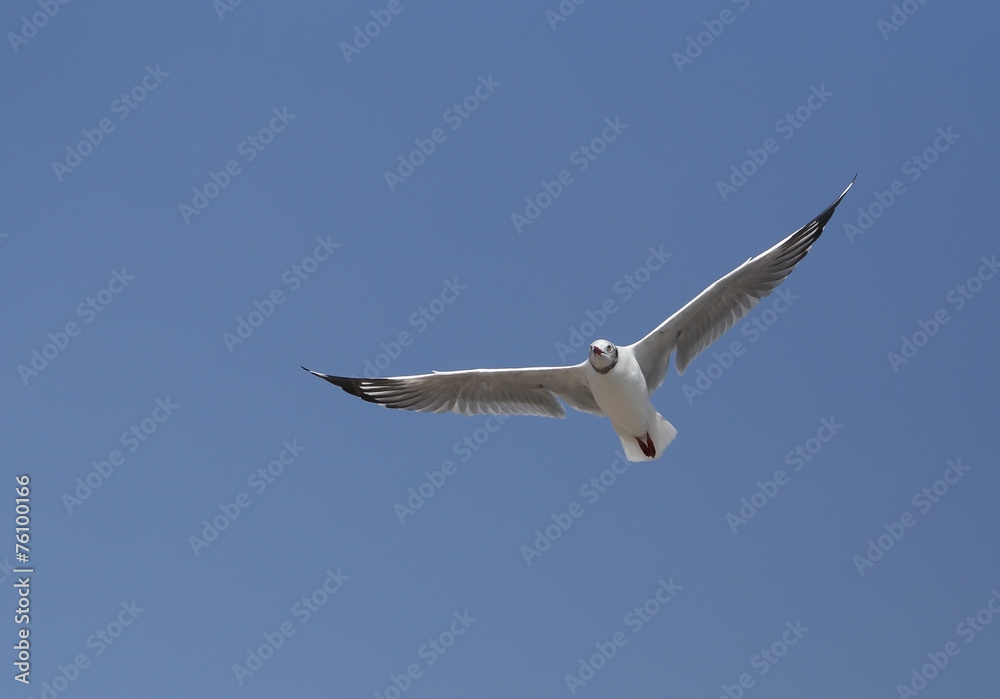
left=615, top=413, right=677, bottom=462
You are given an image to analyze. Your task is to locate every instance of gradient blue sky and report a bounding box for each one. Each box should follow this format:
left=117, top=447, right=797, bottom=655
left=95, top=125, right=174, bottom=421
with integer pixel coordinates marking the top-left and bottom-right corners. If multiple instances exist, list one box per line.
left=3, top=1, right=999, bottom=698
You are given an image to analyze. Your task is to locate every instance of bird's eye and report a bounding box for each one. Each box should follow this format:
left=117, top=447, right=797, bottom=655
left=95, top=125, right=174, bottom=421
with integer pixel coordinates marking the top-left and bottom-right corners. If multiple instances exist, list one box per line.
left=606, top=344, right=613, bottom=352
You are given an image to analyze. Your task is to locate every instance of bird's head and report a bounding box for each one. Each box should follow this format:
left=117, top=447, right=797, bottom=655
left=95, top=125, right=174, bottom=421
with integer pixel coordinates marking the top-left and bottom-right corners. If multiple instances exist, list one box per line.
left=589, top=340, right=618, bottom=373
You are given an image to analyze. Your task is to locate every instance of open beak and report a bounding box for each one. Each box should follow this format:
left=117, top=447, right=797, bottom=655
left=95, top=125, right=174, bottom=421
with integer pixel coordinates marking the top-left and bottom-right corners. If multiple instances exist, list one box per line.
left=591, top=346, right=603, bottom=356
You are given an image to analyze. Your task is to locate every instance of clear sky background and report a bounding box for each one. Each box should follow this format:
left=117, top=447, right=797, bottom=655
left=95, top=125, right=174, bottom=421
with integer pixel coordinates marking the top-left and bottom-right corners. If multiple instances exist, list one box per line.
left=3, top=1, right=999, bottom=698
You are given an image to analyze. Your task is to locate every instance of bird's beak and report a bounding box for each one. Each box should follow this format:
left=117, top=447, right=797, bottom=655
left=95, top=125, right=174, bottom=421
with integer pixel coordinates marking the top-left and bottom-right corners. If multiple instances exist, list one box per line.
left=591, top=346, right=603, bottom=356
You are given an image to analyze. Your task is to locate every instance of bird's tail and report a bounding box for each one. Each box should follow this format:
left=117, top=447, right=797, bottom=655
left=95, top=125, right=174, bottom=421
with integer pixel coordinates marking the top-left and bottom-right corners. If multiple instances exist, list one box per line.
left=616, top=413, right=677, bottom=462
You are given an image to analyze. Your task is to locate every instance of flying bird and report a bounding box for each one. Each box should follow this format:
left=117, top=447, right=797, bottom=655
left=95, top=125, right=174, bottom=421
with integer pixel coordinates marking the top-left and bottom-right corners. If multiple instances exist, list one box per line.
left=305, top=178, right=855, bottom=462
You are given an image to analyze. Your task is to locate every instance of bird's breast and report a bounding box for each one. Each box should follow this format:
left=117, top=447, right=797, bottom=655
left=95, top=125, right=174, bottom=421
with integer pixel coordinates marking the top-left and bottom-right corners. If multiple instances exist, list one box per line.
left=589, top=354, right=653, bottom=432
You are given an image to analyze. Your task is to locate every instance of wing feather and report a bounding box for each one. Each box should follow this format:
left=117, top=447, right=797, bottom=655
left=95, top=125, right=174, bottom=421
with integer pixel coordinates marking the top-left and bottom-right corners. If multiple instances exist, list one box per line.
left=303, top=363, right=605, bottom=418
left=629, top=177, right=855, bottom=392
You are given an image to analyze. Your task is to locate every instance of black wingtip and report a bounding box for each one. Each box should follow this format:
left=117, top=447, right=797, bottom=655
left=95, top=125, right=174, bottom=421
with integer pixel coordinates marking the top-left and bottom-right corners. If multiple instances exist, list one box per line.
left=834, top=175, right=856, bottom=204
left=844, top=173, right=858, bottom=195
left=775, top=177, right=857, bottom=263
left=811, top=176, right=857, bottom=231
left=303, top=369, right=384, bottom=405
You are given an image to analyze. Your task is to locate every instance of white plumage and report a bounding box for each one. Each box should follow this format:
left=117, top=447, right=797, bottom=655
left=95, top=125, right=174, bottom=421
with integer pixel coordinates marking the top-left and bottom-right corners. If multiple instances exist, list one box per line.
left=305, top=178, right=854, bottom=461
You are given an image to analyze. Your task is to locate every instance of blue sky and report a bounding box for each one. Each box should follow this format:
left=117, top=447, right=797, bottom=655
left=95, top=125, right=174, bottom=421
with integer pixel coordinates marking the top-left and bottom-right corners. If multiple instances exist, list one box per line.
left=3, top=1, right=999, bottom=697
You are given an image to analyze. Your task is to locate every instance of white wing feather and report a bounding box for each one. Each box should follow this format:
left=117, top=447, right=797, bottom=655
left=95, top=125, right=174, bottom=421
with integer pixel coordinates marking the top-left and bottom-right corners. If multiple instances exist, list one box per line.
left=304, top=363, right=604, bottom=418
left=629, top=178, right=855, bottom=392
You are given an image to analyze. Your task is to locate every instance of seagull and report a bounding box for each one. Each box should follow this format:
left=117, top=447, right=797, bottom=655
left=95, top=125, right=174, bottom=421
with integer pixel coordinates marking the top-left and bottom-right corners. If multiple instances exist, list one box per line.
left=305, top=178, right=855, bottom=461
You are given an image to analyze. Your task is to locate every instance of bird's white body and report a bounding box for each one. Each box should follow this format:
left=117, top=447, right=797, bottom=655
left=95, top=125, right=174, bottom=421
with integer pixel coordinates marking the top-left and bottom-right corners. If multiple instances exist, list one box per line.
left=305, top=178, right=854, bottom=462
left=587, top=347, right=677, bottom=461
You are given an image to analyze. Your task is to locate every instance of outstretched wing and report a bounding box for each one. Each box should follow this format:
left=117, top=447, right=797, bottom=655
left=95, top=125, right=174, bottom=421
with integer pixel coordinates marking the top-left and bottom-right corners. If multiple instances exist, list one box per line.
left=629, top=177, right=855, bottom=392
left=303, top=363, right=604, bottom=418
